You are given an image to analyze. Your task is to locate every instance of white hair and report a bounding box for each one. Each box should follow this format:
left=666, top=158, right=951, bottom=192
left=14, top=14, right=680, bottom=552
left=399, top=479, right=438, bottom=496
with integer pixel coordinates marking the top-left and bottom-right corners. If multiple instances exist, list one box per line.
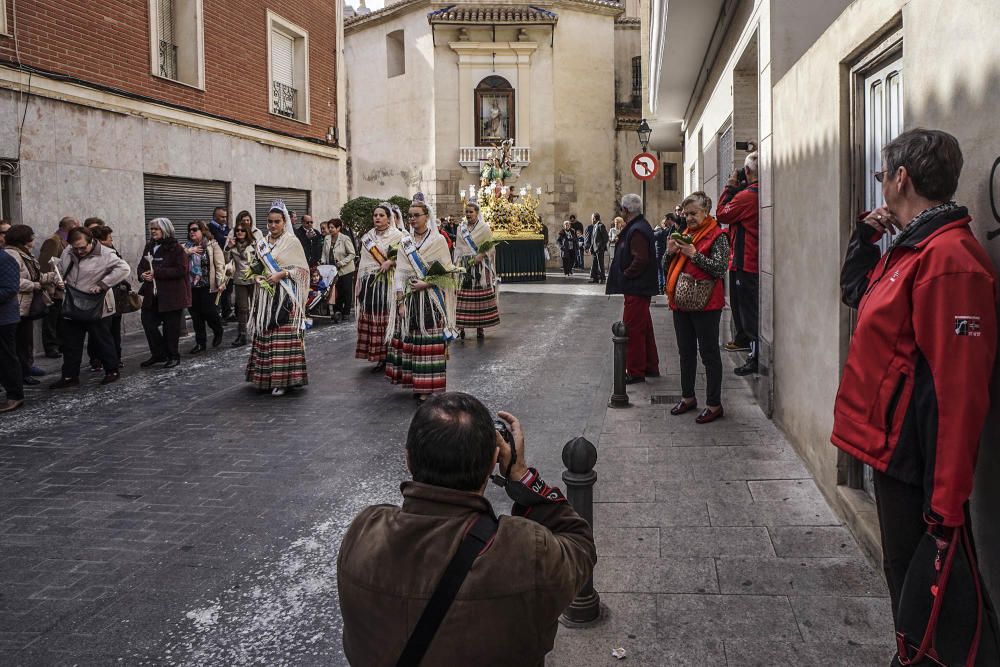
left=744, top=151, right=759, bottom=176
left=620, top=193, right=643, bottom=216
left=149, top=217, right=175, bottom=239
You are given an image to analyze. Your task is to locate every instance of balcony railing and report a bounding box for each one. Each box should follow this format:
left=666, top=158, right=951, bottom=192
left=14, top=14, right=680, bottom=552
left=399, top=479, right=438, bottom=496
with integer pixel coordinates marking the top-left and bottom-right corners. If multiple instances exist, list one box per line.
left=158, top=40, right=178, bottom=80
left=459, top=146, right=531, bottom=176
left=271, top=81, right=298, bottom=119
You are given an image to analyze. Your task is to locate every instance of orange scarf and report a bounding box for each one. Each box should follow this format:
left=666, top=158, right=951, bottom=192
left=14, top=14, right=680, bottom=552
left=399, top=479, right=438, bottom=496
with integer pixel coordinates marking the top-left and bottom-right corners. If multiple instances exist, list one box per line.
left=665, top=215, right=719, bottom=306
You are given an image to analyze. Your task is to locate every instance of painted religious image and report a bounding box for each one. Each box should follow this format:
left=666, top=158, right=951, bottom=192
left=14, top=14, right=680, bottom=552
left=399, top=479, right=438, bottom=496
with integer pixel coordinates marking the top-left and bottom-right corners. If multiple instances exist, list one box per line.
left=479, top=94, right=510, bottom=142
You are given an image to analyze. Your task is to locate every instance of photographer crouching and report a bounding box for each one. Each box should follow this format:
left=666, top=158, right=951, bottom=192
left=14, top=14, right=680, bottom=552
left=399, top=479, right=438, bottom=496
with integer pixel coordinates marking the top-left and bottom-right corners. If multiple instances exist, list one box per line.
left=337, top=392, right=597, bottom=666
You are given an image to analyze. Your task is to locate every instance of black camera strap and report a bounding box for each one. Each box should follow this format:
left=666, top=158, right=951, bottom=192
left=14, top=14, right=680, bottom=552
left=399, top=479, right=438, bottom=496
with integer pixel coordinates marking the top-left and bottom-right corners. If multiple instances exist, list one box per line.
left=395, top=513, right=499, bottom=667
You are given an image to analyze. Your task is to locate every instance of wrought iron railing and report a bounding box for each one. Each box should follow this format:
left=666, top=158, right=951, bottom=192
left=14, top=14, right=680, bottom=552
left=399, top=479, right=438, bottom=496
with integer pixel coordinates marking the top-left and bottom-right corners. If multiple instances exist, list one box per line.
left=271, top=81, right=298, bottom=119
left=159, top=40, right=178, bottom=80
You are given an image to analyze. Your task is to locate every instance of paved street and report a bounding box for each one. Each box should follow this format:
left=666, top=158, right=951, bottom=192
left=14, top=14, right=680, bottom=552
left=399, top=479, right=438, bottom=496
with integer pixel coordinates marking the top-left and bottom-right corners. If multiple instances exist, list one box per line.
left=0, top=278, right=891, bottom=665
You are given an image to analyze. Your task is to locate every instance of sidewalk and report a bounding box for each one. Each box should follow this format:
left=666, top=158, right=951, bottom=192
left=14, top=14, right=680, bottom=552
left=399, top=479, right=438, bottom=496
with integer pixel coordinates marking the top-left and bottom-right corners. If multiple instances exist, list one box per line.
left=549, top=299, right=894, bottom=666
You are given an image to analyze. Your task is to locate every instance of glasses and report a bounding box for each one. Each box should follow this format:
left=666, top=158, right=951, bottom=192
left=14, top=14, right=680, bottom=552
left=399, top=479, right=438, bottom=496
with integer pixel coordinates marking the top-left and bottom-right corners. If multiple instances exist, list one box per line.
left=407, top=213, right=426, bottom=219
left=873, top=169, right=890, bottom=183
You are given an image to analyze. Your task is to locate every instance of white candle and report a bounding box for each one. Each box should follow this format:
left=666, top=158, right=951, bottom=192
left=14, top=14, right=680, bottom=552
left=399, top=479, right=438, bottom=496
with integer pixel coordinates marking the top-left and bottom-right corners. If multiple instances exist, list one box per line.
left=536, top=187, right=542, bottom=195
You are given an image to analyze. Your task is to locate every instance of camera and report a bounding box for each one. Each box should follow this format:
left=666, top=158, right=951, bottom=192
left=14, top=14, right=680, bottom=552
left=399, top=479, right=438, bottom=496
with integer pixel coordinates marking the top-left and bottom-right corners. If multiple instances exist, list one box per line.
left=736, top=168, right=748, bottom=187
left=491, top=418, right=517, bottom=487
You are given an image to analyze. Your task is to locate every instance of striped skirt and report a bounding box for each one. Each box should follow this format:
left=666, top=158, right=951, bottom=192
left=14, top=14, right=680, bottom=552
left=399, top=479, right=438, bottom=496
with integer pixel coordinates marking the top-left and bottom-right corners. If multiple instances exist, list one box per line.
left=385, top=293, right=447, bottom=395
left=246, top=324, right=308, bottom=389
left=456, top=265, right=500, bottom=329
left=355, top=273, right=391, bottom=362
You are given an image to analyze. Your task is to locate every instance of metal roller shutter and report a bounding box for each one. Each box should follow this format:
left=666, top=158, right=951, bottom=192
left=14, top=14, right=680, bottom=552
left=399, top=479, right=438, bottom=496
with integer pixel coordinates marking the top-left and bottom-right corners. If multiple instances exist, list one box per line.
left=254, top=186, right=311, bottom=232
left=143, top=175, right=229, bottom=238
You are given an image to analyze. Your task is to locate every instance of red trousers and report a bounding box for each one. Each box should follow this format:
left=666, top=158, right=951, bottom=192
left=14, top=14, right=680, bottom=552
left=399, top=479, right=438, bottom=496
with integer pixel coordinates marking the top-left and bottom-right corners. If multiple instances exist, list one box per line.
left=623, top=295, right=659, bottom=377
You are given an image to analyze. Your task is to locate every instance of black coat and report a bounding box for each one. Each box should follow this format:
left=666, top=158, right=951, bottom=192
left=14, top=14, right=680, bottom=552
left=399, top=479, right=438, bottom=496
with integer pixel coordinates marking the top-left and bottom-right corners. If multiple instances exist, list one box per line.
left=592, top=222, right=609, bottom=253
left=557, top=230, right=579, bottom=259
left=606, top=215, right=658, bottom=297
left=295, top=227, right=324, bottom=266
left=137, top=239, right=191, bottom=312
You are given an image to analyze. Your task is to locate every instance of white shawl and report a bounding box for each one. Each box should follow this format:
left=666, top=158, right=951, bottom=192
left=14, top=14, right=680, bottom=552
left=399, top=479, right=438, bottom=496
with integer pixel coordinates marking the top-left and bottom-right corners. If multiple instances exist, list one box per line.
left=387, top=228, right=457, bottom=338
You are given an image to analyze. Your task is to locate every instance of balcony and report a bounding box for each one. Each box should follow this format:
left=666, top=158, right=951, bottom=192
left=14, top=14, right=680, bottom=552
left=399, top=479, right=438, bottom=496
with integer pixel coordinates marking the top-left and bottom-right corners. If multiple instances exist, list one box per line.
left=271, top=81, right=299, bottom=119
left=458, top=146, right=531, bottom=178
left=158, top=40, right=178, bottom=80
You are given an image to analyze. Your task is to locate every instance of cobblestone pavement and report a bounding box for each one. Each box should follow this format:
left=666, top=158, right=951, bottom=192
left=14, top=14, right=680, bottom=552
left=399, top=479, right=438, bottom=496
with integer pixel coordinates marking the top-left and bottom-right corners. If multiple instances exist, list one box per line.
left=0, top=277, right=892, bottom=665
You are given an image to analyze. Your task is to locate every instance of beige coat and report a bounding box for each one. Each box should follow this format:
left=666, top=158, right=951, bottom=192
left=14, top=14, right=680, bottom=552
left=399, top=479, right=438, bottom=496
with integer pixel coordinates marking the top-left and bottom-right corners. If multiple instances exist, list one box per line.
left=5, top=246, right=58, bottom=317
left=186, top=240, right=226, bottom=292
left=57, top=242, right=131, bottom=317
left=330, top=232, right=356, bottom=276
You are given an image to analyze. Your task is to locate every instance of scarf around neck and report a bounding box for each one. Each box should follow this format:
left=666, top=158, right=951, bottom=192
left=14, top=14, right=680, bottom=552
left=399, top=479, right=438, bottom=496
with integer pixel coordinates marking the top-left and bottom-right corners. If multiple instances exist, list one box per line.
left=665, top=215, right=720, bottom=306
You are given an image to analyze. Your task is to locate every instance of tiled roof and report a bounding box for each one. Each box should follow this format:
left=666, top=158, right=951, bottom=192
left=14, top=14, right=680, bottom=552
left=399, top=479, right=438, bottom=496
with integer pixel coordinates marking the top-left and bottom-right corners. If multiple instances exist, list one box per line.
left=427, top=5, right=559, bottom=24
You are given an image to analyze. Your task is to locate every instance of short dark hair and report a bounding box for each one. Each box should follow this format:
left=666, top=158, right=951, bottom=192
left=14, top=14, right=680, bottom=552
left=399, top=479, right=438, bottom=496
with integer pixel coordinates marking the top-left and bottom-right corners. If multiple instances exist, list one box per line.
left=68, top=227, right=93, bottom=244
left=213, top=206, right=227, bottom=215
left=330, top=218, right=343, bottom=229
left=5, top=224, right=34, bottom=247
left=188, top=220, right=210, bottom=237
left=882, top=128, right=963, bottom=202
left=406, top=392, right=497, bottom=492
left=83, top=217, right=104, bottom=228
left=91, top=225, right=113, bottom=242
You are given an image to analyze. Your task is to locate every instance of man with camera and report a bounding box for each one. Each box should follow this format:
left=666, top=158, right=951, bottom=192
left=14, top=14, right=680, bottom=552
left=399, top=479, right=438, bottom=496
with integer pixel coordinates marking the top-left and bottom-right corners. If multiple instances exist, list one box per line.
left=717, top=152, right=760, bottom=376
left=337, top=392, right=597, bottom=666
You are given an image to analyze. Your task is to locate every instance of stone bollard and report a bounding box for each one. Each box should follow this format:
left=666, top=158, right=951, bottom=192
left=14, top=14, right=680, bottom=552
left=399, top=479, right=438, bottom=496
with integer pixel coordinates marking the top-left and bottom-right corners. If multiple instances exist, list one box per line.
left=559, top=436, right=602, bottom=627
left=608, top=320, right=630, bottom=408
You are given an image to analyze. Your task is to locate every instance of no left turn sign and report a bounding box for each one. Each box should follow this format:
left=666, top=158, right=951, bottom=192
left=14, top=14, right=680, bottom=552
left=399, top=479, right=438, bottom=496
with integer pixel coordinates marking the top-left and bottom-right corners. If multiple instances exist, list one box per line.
left=631, top=152, right=659, bottom=181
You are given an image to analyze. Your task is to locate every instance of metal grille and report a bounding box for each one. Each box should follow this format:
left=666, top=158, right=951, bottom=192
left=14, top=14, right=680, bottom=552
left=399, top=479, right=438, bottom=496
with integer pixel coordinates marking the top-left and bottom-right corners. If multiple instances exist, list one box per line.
left=156, top=0, right=178, bottom=80
left=717, top=125, right=734, bottom=183
left=143, top=175, right=229, bottom=238
left=270, top=30, right=297, bottom=118
left=254, top=186, right=311, bottom=233
left=271, top=81, right=298, bottom=119
left=631, top=56, right=641, bottom=103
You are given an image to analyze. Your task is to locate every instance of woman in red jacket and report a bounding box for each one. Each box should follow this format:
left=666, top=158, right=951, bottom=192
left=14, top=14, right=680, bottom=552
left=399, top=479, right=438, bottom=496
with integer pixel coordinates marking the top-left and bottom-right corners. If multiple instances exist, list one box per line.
left=834, top=129, right=998, bottom=663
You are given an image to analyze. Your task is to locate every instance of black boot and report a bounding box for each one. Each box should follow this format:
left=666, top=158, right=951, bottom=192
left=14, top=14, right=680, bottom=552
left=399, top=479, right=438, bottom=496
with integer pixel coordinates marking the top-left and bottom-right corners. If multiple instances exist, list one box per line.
left=231, top=334, right=247, bottom=347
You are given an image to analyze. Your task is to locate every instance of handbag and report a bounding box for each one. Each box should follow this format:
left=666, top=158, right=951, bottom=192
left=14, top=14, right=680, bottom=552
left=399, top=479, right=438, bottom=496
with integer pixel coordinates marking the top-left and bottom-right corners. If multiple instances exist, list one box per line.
left=62, top=285, right=106, bottom=322
left=113, top=282, right=141, bottom=314
left=25, top=290, right=47, bottom=320
left=674, top=272, right=715, bottom=311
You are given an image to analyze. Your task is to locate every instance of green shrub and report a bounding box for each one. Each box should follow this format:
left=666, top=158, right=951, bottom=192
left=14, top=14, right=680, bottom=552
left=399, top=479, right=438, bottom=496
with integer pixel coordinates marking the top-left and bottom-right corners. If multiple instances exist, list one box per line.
left=388, top=195, right=412, bottom=215
left=339, top=196, right=380, bottom=237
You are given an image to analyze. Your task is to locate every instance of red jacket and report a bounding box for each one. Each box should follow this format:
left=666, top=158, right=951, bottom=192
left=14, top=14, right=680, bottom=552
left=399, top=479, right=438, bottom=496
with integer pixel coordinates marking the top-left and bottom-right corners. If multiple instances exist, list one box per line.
left=668, top=226, right=727, bottom=312
left=832, top=207, right=997, bottom=526
left=717, top=182, right=759, bottom=273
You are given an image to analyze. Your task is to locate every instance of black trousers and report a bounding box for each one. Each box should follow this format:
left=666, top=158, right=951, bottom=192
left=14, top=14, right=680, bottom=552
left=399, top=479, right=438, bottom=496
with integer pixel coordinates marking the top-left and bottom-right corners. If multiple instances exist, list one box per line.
left=189, top=286, right=223, bottom=345
left=16, top=317, right=34, bottom=376
left=88, top=314, right=121, bottom=365
left=335, top=272, right=355, bottom=316
left=672, top=309, right=723, bottom=407
left=730, top=270, right=759, bottom=351
left=873, top=470, right=999, bottom=656
left=61, top=317, right=118, bottom=379
left=562, top=255, right=575, bottom=275
left=591, top=251, right=606, bottom=281
left=42, top=299, right=62, bottom=354
left=141, top=306, right=183, bottom=360
left=0, top=322, right=24, bottom=400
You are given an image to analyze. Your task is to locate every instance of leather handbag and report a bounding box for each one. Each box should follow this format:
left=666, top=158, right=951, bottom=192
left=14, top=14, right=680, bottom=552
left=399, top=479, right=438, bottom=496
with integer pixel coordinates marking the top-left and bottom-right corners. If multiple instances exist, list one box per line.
left=25, top=290, right=47, bottom=320
left=674, top=272, right=715, bottom=311
left=62, top=285, right=106, bottom=322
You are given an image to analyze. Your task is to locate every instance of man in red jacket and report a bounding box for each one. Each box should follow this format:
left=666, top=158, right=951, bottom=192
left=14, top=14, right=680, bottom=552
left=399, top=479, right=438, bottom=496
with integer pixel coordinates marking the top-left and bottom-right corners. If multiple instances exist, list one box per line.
left=833, top=128, right=998, bottom=662
left=717, top=153, right=759, bottom=375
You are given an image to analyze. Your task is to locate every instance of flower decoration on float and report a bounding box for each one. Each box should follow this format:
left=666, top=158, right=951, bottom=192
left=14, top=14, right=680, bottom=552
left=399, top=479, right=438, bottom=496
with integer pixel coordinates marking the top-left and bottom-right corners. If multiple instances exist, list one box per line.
left=460, top=141, right=545, bottom=241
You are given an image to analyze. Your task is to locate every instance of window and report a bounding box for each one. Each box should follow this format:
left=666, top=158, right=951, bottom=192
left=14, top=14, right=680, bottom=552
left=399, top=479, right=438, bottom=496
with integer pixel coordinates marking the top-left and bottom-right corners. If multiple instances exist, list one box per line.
left=1, top=160, right=17, bottom=222
left=1, top=0, right=8, bottom=36
left=268, top=12, right=310, bottom=122
left=148, top=0, right=204, bottom=88
left=662, top=162, right=677, bottom=191
left=475, top=76, right=515, bottom=146
left=631, top=56, right=642, bottom=106
left=387, top=30, right=405, bottom=78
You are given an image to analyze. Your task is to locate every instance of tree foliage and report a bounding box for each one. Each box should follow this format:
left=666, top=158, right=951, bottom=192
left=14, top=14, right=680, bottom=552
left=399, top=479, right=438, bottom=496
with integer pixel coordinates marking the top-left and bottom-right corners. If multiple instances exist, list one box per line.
left=340, top=195, right=415, bottom=236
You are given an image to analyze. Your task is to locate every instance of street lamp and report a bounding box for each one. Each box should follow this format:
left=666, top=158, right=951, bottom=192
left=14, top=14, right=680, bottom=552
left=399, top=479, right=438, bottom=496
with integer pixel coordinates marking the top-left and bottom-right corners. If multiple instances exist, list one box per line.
left=636, top=119, right=653, bottom=213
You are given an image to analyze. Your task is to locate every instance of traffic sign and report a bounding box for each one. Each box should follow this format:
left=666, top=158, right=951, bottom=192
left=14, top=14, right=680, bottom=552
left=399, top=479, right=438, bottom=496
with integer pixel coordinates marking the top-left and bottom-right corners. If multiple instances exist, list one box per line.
left=631, top=152, right=659, bottom=181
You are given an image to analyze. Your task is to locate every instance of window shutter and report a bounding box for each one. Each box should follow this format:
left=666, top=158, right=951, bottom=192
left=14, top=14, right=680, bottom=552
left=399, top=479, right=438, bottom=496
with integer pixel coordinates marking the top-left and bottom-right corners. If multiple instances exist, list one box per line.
left=157, top=0, right=175, bottom=45
left=271, top=31, right=295, bottom=86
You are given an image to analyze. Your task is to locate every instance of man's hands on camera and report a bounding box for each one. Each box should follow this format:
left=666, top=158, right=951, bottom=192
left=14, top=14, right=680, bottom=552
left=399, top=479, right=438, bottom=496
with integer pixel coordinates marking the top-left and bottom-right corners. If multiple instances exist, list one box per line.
left=495, top=411, right=528, bottom=482
left=862, top=206, right=902, bottom=236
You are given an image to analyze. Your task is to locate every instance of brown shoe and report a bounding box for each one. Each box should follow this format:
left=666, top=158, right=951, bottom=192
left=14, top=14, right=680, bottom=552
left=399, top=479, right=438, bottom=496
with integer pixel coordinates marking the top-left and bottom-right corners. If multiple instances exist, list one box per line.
left=670, top=398, right=697, bottom=416
left=0, top=399, right=24, bottom=413
left=695, top=406, right=724, bottom=424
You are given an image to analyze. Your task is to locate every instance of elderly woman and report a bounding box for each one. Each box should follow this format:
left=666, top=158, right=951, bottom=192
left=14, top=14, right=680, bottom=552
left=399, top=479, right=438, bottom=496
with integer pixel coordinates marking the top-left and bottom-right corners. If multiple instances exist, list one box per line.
left=245, top=201, right=309, bottom=396
left=226, top=214, right=255, bottom=347
left=453, top=201, right=500, bottom=339
left=4, top=224, right=60, bottom=386
left=385, top=197, right=457, bottom=400
left=663, top=191, right=729, bottom=424
left=834, top=129, right=998, bottom=664
left=51, top=227, right=130, bottom=388
left=138, top=218, right=190, bottom=369
left=355, top=203, right=404, bottom=372
left=184, top=220, right=226, bottom=354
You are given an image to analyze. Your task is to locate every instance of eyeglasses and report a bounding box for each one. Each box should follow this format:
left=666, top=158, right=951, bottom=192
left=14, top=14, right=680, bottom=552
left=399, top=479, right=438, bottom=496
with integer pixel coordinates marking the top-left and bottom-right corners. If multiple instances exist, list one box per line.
left=407, top=213, right=426, bottom=219
left=873, top=169, right=890, bottom=183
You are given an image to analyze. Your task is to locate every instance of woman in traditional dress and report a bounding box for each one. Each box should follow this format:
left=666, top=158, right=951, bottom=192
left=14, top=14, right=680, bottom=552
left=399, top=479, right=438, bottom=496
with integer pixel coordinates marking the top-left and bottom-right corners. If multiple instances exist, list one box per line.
left=245, top=202, right=310, bottom=397
left=453, top=201, right=500, bottom=339
left=385, top=197, right=457, bottom=401
left=354, top=203, right=404, bottom=373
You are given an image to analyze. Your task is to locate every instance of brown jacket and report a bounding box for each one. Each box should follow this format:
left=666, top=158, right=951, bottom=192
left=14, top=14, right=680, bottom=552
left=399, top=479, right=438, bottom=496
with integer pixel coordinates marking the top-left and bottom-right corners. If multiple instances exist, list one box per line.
left=137, top=239, right=191, bottom=312
left=338, top=477, right=596, bottom=666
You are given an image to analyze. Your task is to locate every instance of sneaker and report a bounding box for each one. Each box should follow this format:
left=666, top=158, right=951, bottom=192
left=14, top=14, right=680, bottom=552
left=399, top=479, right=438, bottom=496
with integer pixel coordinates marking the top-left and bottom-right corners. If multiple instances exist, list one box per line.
left=29, top=366, right=46, bottom=377
left=724, top=340, right=751, bottom=352
left=52, top=377, right=80, bottom=389
left=100, top=371, right=120, bottom=386
left=734, top=358, right=758, bottom=376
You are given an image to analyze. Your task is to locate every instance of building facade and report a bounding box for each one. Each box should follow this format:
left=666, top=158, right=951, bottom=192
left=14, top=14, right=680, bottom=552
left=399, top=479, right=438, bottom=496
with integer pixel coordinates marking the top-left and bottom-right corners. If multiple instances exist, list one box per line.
left=343, top=0, right=681, bottom=252
left=646, top=0, right=1000, bottom=604
left=0, top=0, right=347, bottom=270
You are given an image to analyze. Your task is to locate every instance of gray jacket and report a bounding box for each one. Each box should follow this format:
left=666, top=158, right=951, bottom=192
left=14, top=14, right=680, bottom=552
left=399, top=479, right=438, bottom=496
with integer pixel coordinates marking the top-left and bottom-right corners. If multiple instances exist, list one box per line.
left=58, top=242, right=131, bottom=317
